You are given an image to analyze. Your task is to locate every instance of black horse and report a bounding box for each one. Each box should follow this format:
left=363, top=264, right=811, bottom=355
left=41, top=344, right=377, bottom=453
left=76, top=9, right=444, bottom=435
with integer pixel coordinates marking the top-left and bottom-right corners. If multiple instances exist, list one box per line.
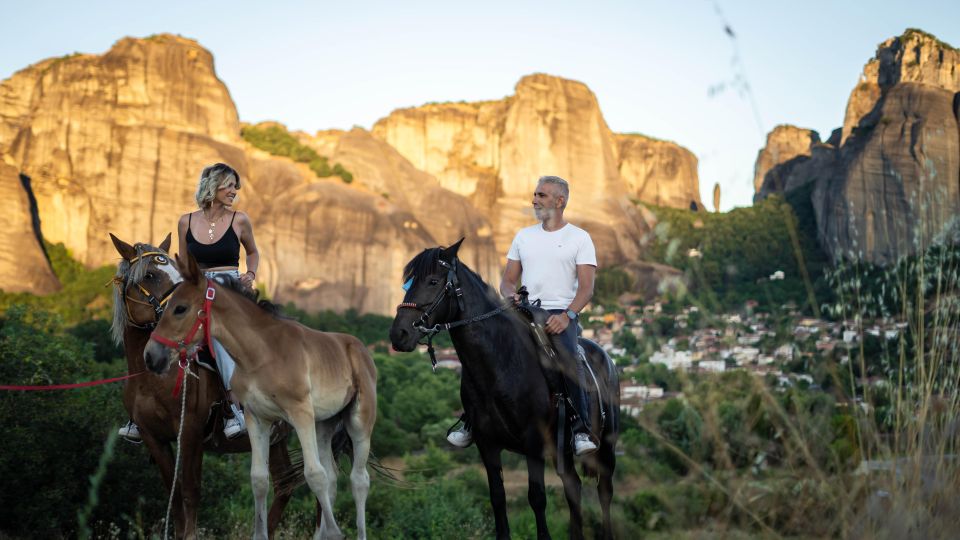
left=389, top=240, right=619, bottom=540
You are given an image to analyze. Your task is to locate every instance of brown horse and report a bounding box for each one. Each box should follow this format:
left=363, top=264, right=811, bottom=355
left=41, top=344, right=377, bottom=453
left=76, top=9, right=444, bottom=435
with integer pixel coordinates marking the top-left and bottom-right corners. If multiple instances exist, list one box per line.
left=143, top=251, right=378, bottom=540
left=109, top=234, right=304, bottom=539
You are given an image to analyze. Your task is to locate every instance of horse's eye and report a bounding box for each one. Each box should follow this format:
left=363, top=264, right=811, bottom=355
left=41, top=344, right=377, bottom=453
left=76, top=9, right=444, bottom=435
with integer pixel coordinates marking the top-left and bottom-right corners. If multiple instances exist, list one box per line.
left=145, top=272, right=155, bottom=280
left=429, top=279, right=439, bottom=286
left=173, top=305, right=187, bottom=315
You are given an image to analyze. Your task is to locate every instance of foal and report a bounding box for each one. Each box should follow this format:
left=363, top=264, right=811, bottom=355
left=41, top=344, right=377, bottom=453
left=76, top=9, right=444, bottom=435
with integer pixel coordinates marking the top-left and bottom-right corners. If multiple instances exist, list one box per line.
left=110, top=233, right=300, bottom=539
left=143, top=252, right=378, bottom=540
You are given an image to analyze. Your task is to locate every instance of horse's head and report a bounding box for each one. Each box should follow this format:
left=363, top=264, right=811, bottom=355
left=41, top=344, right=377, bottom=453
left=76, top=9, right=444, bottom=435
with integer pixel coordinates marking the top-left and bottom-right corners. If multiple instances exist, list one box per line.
left=109, top=233, right=181, bottom=343
left=389, top=238, right=466, bottom=352
left=143, top=250, right=210, bottom=374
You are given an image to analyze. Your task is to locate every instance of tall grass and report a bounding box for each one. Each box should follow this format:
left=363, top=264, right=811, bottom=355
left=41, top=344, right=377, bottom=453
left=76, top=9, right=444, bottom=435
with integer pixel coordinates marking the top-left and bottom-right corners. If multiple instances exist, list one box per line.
left=627, top=203, right=960, bottom=538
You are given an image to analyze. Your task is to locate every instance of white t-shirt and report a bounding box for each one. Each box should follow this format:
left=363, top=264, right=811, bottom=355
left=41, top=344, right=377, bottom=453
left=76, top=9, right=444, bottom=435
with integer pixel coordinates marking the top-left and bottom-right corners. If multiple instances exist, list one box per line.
left=506, top=222, right=597, bottom=310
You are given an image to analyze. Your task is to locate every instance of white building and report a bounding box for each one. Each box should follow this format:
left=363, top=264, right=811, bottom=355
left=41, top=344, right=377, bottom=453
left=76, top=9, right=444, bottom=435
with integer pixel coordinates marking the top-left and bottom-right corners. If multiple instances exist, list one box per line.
left=699, top=360, right=726, bottom=373
left=650, top=348, right=693, bottom=371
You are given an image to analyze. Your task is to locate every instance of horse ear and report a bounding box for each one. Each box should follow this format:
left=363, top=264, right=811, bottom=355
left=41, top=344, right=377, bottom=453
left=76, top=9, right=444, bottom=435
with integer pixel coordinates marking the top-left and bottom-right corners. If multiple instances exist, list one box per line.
left=109, top=233, right=137, bottom=261
left=176, top=252, right=201, bottom=284
left=442, top=237, right=465, bottom=260
left=158, top=232, right=172, bottom=253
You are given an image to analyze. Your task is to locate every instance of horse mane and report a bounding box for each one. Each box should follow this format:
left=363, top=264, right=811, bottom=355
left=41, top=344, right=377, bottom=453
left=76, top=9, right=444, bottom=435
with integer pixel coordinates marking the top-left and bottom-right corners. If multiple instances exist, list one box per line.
left=403, top=247, right=491, bottom=292
left=110, top=242, right=167, bottom=346
left=210, top=273, right=286, bottom=319
left=402, top=247, right=443, bottom=284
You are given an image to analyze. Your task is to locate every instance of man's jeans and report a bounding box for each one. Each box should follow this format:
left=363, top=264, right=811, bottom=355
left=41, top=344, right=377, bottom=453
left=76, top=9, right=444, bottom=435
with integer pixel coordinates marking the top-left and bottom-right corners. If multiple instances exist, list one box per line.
left=546, top=309, right=591, bottom=431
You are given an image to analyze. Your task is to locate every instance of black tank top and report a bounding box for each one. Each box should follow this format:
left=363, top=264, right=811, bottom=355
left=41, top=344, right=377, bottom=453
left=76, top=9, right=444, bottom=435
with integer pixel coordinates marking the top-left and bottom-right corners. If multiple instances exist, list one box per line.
left=186, top=212, right=241, bottom=268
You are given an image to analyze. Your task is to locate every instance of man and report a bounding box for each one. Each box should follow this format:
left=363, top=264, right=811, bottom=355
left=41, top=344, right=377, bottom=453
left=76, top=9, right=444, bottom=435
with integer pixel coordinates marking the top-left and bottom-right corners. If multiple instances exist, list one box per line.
left=447, top=175, right=598, bottom=456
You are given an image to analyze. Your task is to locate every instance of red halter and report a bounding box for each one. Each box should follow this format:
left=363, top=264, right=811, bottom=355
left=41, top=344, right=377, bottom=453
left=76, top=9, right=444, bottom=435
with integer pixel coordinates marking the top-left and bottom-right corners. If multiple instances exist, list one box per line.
left=150, top=280, right=218, bottom=396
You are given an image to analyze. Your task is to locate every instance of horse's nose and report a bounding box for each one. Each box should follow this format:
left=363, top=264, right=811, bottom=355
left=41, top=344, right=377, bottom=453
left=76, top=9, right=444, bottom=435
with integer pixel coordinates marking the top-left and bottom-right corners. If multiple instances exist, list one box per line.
left=143, top=342, right=165, bottom=373
left=389, top=326, right=412, bottom=351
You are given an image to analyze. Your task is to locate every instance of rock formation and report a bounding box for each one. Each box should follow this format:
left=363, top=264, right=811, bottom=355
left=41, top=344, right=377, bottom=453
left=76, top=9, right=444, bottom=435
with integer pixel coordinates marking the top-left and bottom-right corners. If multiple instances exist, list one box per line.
left=753, top=125, right=820, bottom=197
left=0, top=159, right=60, bottom=293
left=295, top=126, right=500, bottom=282
left=755, top=30, right=960, bottom=264
left=372, top=74, right=701, bottom=264
left=0, top=35, right=495, bottom=314
left=617, top=133, right=702, bottom=210
left=0, top=36, right=705, bottom=312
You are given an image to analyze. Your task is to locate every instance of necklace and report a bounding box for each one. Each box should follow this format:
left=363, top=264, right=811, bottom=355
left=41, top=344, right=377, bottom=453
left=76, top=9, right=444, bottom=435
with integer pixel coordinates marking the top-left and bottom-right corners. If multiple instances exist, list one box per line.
left=202, top=208, right=224, bottom=241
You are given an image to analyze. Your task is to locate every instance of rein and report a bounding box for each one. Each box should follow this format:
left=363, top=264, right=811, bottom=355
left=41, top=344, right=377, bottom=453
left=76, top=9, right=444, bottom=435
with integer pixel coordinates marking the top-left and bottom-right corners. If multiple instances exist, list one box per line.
left=396, top=257, right=512, bottom=369
left=149, top=280, right=217, bottom=396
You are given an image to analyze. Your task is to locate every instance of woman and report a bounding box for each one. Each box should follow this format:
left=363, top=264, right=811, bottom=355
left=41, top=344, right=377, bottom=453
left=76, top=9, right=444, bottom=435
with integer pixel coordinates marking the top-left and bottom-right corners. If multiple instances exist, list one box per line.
left=119, top=163, right=260, bottom=441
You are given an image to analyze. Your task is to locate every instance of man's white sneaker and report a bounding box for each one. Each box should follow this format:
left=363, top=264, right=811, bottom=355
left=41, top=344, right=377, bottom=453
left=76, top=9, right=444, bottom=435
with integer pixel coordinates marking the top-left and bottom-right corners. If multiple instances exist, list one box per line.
left=574, top=432, right=598, bottom=456
left=118, top=420, right=141, bottom=442
left=223, top=409, right=246, bottom=439
left=446, top=426, right=473, bottom=448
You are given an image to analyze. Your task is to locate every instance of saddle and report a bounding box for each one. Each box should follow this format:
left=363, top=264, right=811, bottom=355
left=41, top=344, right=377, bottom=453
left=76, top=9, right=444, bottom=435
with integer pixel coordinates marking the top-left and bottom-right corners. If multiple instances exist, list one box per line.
left=514, top=289, right=607, bottom=427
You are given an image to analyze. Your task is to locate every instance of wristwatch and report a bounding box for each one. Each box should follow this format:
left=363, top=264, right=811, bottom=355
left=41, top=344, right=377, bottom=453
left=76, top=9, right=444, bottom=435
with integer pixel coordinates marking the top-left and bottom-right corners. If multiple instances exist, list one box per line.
left=565, top=309, right=578, bottom=321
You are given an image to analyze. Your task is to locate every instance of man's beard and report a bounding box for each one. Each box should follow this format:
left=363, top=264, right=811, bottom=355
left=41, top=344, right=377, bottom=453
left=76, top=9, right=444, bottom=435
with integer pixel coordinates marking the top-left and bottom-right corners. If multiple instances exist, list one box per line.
left=534, top=206, right=555, bottom=222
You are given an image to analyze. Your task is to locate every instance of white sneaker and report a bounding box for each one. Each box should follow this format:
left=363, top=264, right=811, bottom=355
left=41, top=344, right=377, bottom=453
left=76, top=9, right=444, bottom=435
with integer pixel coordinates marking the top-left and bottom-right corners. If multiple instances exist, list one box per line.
left=224, top=409, right=246, bottom=439
left=574, top=432, right=597, bottom=456
left=446, top=426, right=473, bottom=448
left=118, top=420, right=141, bottom=441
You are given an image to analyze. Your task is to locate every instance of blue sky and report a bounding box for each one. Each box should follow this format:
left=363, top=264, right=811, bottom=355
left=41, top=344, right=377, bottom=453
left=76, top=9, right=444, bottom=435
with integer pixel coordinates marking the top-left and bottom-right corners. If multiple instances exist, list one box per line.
left=2, top=1, right=957, bottom=210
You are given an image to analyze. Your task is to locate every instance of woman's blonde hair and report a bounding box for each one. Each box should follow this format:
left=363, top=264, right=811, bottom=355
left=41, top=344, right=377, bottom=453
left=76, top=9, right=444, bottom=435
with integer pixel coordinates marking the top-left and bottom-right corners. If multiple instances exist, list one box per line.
left=194, top=163, right=240, bottom=208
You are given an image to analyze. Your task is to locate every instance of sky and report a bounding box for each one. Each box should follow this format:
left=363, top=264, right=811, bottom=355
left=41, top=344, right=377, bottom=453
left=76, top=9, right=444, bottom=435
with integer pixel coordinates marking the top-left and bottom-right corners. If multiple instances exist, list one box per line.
left=1, top=0, right=958, bottom=210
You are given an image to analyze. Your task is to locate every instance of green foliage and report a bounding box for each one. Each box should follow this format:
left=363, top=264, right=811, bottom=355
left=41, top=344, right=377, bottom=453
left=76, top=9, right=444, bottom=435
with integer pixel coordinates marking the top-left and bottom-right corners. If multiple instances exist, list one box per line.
left=365, top=468, right=491, bottom=539
left=643, top=196, right=829, bottom=312
left=0, top=242, right=116, bottom=325
left=0, top=305, right=165, bottom=536
left=372, top=352, right=462, bottom=457
left=594, top=266, right=635, bottom=305
left=241, top=124, right=354, bottom=183
left=627, top=360, right=681, bottom=392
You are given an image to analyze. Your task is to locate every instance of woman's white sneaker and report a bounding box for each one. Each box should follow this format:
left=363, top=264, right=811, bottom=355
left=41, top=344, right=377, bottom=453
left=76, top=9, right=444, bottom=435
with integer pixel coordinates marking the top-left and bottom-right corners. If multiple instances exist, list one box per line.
left=224, top=407, right=246, bottom=439
left=118, top=420, right=141, bottom=442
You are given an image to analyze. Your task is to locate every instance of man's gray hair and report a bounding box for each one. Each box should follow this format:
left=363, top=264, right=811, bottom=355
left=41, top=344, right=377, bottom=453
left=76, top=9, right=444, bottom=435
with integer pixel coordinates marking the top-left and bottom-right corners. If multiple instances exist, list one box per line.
left=538, top=175, right=569, bottom=208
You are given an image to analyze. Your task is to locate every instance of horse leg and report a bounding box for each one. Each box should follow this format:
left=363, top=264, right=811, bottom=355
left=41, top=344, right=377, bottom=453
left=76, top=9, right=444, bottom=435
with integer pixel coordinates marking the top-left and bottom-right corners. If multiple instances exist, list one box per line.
left=289, top=411, right=343, bottom=540
left=557, top=450, right=584, bottom=540
left=140, top=430, right=185, bottom=538
left=267, top=438, right=295, bottom=536
left=477, top=443, right=510, bottom=540
left=345, top=404, right=373, bottom=540
left=312, top=420, right=339, bottom=540
left=247, top=411, right=274, bottom=540
left=527, top=455, right=551, bottom=540
left=597, top=439, right=616, bottom=540
left=178, top=430, right=205, bottom=540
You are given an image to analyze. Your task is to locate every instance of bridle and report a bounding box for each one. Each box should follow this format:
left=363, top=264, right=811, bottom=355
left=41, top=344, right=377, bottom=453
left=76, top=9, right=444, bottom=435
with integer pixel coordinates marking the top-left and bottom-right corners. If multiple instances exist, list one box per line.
left=114, top=250, right=180, bottom=330
left=149, top=279, right=218, bottom=396
left=397, top=257, right=466, bottom=335
left=396, top=256, right=511, bottom=368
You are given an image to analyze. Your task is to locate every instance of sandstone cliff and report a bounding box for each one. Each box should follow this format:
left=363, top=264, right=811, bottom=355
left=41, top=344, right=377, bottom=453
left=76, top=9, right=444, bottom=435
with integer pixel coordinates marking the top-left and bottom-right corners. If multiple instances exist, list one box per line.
left=754, top=30, right=960, bottom=264
left=753, top=125, right=820, bottom=197
left=0, top=35, right=244, bottom=267
left=0, top=158, right=60, bottom=293
left=617, top=134, right=702, bottom=209
left=0, top=35, right=496, bottom=314
left=296, top=126, right=500, bottom=282
left=372, top=74, right=700, bottom=264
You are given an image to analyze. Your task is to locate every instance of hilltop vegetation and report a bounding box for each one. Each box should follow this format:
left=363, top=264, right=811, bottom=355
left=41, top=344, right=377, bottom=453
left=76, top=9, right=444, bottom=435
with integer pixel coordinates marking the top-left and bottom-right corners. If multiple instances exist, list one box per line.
left=641, top=195, right=830, bottom=313
left=241, top=123, right=354, bottom=183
